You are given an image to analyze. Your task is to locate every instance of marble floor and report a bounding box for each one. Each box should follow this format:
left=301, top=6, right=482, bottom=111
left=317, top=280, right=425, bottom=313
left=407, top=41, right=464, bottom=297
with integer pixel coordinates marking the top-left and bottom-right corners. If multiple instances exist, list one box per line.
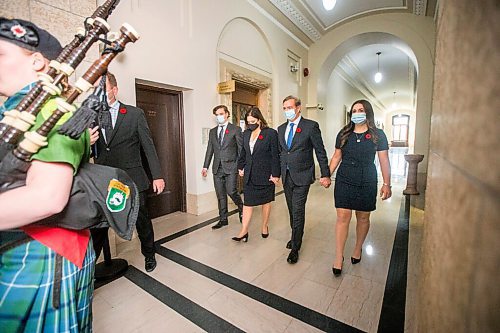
left=93, top=148, right=422, bottom=333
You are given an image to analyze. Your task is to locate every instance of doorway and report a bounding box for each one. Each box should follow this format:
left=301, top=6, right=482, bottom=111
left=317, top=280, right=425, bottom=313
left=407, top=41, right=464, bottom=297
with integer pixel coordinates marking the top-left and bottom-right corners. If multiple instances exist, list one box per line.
left=232, top=82, right=259, bottom=193
left=135, top=84, right=186, bottom=218
left=232, top=82, right=259, bottom=126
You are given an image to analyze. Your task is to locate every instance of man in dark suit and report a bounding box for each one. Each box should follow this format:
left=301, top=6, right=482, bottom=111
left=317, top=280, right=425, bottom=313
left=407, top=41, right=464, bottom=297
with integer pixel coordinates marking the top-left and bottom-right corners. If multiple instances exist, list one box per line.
left=91, top=72, right=165, bottom=272
left=278, top=95, right=331, bottom=264
left=202, top=105, right=244, bottom=229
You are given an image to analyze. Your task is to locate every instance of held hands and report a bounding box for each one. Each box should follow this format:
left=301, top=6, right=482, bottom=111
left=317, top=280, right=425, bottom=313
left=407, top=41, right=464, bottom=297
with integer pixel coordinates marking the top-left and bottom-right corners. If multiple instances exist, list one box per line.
left=269, top=176, right=280, bottom=185
left=238, top=169, right=244, bottom=177
left=201, top=168, right=208, bottom=177
left=380, top=184, right=392, bottom=200
left=89, top=126, right=99, bottom=145
left=319, top=177, right=331, bottom=188
left=152, top=179, right=165, bottom=194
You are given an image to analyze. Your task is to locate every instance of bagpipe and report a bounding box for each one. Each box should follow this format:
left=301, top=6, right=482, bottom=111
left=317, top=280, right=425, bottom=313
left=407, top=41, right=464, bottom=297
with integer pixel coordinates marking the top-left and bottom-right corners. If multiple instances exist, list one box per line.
left=0, top=0, right=140, bottom=240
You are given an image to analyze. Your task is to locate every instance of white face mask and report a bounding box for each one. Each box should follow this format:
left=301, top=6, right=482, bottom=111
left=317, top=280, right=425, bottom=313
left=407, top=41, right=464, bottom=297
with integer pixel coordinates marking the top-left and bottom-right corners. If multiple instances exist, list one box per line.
left=106, top=91, right=115, bottom=105
left=351, top=113, right=366, bottom=124
left=284, top=109, right=296, bottom=120
left=216, top=114, right=226, bottom=124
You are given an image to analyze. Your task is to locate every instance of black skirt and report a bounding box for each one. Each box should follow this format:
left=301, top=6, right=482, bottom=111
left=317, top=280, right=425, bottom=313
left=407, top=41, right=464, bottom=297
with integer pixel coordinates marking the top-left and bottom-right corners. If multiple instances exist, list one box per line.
left=334, top=180, right=377, bottom=212
left=243, top=179, right=275, bottom=206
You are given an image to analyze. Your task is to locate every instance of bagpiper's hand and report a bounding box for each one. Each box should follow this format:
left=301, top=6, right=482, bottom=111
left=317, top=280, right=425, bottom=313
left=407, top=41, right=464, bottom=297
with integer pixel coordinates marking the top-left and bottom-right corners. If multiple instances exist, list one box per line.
left=89, top=126, right=100, bottom=145
left=201, top=168, right=208, bottom=177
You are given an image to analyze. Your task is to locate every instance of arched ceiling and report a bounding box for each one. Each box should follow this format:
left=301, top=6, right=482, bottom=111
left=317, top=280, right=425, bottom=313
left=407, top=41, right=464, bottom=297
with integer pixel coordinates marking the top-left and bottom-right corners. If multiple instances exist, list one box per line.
left=252, top=0, right=438, bottom=113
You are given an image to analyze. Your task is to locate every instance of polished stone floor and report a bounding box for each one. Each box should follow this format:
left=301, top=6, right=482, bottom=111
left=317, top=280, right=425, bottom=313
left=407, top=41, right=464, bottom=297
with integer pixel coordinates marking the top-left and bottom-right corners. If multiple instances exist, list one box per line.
left=93, top=148, right=423, bottom=332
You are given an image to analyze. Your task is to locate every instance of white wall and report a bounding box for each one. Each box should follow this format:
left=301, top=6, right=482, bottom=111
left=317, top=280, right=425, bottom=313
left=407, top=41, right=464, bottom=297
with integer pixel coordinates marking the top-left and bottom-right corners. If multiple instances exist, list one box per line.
left=319, top=70, right=364, bottom=156
left=102, top=0, right=309, bottom=214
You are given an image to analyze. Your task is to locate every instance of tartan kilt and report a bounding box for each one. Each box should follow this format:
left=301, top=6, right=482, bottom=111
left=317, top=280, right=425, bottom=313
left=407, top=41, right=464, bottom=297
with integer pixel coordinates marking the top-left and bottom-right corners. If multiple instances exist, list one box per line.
left=0, top=238, right=95, bottom=332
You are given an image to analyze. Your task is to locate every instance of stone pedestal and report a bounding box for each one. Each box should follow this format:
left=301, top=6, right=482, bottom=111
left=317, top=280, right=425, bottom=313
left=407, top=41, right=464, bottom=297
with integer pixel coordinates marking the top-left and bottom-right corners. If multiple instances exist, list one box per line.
left=403, top=154, right=425, bottom=195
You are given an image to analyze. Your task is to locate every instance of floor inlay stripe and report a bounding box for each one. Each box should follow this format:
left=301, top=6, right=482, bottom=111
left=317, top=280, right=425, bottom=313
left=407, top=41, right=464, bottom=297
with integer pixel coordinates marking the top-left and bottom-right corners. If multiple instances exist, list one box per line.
left=125, top=266, right=244, bottom=333
left=156, top=246, right=363, bottom=333
left=377, top=195, right=410, bottom=332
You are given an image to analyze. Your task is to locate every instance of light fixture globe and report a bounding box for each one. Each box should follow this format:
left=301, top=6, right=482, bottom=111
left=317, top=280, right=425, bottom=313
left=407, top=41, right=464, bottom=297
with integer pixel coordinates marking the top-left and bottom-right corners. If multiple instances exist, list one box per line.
left=323, top=0, right=337, bottom=11
left=374, top=72, right=383, bottom=83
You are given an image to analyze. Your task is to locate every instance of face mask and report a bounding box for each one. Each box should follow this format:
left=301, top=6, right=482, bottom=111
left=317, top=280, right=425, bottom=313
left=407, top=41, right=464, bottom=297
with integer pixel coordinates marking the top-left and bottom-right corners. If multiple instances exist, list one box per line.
left=106, top=92, right=114, bottom=105
left=351, top=113, right=366, bottom=124
left=216, top=115, right=225, bottom=124
left=247, top=123, right=259, bottom=131
left=284, top=109, right=296, bottom=120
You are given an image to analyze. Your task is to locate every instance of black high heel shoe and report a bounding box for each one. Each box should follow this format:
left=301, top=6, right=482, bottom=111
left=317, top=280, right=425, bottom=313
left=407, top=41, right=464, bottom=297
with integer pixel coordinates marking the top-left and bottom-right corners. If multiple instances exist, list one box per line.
left=232, top=233, right=248, bottom=242
left=332, top=257, right=344, bottom=277
left=261, top=226, right=269, bottom=238
left=351, top=249, right=362, bottom=265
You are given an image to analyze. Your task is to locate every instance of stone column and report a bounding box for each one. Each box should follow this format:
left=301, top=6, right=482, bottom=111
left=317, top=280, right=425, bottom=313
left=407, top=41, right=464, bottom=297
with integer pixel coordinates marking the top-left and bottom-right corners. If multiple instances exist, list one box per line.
left=403, top=154, right=424, bottom=195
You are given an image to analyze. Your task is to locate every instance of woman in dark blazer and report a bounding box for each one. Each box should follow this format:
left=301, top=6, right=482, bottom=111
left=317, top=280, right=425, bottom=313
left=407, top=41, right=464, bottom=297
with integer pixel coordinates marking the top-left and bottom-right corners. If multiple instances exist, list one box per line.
left=232, top=107, right=280, bottom=242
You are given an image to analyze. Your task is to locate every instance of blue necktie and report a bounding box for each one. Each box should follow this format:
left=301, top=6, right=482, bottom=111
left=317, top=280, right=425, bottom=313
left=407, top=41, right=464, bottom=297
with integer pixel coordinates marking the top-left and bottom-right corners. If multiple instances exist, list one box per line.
left=286, top=123, right=295, bottom=149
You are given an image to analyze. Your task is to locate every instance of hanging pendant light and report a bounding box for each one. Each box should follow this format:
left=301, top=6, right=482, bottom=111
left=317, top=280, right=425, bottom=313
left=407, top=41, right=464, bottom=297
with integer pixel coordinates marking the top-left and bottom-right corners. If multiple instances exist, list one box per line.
left=374, top=52, right=383, bottom=83
left=323, top=0, right=337, bottom=11
left=392, top=91, right=397, bottom=109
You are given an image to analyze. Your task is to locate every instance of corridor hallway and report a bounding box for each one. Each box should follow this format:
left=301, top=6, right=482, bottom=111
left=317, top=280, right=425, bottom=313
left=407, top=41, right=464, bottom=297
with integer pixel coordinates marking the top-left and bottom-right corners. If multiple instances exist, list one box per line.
left=93, top=149, right=423, bottom=333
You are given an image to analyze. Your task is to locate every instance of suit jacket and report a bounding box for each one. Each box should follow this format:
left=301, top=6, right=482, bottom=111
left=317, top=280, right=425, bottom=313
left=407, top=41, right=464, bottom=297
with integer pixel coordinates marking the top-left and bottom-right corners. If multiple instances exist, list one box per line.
left=203, top=122, right=242, bottom=174
left=238, top=127, right=280, bottom=186
left=94, top=102, right=162, bottom=192
left=277, top=117, right=330, bottom=186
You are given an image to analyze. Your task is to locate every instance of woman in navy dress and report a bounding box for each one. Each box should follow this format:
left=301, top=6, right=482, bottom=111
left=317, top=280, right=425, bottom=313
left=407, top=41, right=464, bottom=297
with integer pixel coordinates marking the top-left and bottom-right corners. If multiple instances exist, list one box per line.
left=329, top=100, right=392, bottom=276
left=232, top=107, right=280, bottom=242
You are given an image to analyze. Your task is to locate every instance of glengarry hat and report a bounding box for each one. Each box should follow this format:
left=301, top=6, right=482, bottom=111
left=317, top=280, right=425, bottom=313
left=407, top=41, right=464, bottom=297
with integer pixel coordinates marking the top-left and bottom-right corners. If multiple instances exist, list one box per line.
left=0, top=17, right=62, bottom=60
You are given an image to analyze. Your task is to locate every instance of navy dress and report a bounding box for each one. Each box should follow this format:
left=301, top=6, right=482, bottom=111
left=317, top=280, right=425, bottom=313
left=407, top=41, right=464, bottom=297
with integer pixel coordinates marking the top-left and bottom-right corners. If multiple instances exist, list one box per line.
left=334, top=128, right=389, bottom=211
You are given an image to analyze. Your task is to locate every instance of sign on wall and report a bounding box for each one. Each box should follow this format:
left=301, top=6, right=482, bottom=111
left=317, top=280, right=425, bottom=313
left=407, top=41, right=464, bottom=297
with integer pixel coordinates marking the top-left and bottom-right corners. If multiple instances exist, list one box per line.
left=217, top=80, right=235, bottom=93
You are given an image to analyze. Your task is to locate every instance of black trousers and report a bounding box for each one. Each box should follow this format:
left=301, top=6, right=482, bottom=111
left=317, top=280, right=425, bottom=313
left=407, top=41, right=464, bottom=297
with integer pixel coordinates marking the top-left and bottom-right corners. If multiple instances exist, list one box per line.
left=213, top=166, right=243, bottom=222
left=283, top=170, right=311, bottom=251
left=91, top=191, right=155, bottom=259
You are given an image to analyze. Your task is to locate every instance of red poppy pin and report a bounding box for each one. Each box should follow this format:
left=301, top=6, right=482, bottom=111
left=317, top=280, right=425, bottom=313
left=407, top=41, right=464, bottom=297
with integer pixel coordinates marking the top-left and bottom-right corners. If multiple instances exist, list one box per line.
left=225, top=129, right=229, bottom=134
left=296, top=127, right=302, bottom=133
left=119, top=108, right=127, bottom=114
left=365, top=133, right=372, bottom=139
left=258, top=134, right=264, bottom=140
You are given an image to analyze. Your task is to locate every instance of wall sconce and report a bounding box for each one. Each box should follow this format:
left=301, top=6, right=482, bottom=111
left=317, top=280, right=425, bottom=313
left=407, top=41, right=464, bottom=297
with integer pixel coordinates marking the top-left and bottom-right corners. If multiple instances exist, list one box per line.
left=290, top=64, right=299, bottom=73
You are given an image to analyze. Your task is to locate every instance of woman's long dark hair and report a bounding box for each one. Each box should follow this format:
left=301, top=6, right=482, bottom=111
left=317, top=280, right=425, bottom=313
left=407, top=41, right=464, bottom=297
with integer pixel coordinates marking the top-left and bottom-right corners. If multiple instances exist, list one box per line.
left=245, top=106, right=269, bottom=129
left=339, top=99, right=379, bottom=148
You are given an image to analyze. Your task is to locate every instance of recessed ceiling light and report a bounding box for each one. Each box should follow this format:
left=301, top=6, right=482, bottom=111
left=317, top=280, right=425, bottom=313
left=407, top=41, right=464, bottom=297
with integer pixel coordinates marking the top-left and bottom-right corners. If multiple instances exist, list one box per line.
left=323, top=0, right=337, bottom=11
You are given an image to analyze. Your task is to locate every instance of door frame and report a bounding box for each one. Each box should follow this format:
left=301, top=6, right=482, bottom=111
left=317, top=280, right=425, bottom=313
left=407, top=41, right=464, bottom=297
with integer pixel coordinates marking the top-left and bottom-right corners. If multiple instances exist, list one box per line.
left=136, top=83, right=187, bottom=213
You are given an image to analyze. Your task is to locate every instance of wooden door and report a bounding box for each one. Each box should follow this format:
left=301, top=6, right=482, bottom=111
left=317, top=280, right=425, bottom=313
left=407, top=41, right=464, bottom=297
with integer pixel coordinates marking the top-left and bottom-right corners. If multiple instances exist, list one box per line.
left=135, top=84, right=186, bottom=218
left=232, top=82, right=258, bottom=193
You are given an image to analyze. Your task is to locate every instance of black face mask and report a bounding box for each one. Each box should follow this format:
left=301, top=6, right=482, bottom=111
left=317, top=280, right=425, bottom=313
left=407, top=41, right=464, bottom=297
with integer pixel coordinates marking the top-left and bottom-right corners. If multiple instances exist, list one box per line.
left=247, top=123, right=259, bottom=131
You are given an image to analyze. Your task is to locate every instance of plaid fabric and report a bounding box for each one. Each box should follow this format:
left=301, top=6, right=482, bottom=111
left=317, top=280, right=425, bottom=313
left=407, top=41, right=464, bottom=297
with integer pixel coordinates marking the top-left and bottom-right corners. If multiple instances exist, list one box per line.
left=0, top=238, right=95, bottom=332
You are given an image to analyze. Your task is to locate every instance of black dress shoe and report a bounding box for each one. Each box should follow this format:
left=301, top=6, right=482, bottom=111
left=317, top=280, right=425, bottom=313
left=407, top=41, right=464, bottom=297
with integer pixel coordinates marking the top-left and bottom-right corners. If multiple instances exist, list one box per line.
left=145, top=257, right=157, bottom=272
left=212, top=221, right=228, bottom=229
left=287, top=250, right=299, bottom=264
left=286, top=240, right=292, bottom=249
left=351, top=249, right=362, bottom=265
